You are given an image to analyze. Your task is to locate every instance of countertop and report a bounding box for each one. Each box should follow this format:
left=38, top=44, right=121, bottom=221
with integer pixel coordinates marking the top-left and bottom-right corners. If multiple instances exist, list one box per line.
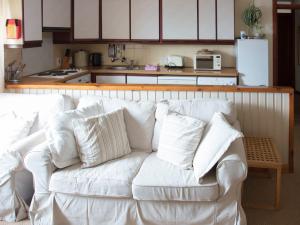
left=89, top=66, right=238, bottom=77
left=5, top=67, right=238, bottom=87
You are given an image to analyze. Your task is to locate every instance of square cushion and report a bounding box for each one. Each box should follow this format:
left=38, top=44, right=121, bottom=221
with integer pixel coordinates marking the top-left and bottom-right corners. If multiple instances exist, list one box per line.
left=152, top=98, right=237, bottom=151
left=132, top=153, right=219, bottom=202
left=193, top=112, right=243, bottom=181
left=77, top=96, right=156, bottom=153
left=73, top=109, right=131, bottom=168
left=49, top=152, right=149, bottom=198
left=157, top=112, right=206, bottom=169
left=46, top=103, right=103, bottom=168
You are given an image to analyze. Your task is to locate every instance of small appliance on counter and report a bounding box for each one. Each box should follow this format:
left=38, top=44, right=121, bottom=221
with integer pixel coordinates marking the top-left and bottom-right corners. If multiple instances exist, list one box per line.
left=89, top=53, right=102, bottom=67
left=194, top=49, right=222, bottom=71
left=164, top=55, right=184, bottom=68
left=74, top=50, right=89, bottom=68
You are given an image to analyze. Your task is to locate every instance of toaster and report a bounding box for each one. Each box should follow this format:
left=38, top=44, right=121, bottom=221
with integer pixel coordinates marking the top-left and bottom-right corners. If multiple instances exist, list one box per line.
left=165, top=55, right=184, bottom=68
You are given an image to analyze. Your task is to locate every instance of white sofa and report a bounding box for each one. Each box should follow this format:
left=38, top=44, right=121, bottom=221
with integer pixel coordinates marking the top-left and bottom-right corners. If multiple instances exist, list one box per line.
left=25, top=96, right=248, bottom=225
left=0, top=93, right=74, bottom=222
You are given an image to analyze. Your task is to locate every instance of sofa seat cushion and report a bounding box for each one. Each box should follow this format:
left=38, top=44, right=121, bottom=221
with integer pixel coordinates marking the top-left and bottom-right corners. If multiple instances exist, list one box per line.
left=132, top=153, right=219, bottom=202
left=49, top=152, right=149, bottom=198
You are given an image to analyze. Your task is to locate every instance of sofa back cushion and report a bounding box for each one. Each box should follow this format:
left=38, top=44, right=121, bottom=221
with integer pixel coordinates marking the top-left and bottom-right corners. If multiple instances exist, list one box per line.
left=46, top=103, right=103, bottom=168
left=0, top=94, right=75, bottom=134
left=152, top=98, right=237, bottom=151
left=78, top=97, right=156, bottom=153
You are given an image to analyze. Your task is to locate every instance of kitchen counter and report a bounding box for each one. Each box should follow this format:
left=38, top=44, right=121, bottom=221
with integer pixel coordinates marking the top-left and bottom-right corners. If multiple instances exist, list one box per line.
left=5, top=67, right=238, bottom=88
left=89, top=67, right=238, bottom=77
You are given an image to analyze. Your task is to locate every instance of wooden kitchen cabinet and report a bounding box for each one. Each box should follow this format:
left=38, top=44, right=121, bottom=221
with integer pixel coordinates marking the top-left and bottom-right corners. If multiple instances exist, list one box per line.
left=43, top=0, right=71, bottom=30
left=127, top=75, right=158, bottom=84
left=158, top=76, right=197, bottom=85
left=102, top=0, right=130, bottom=40
left=96, top=75, right=126, bottom=84
left=198, top=0, right=216, bottom=40
left=197, top=77, right=237, bottom=85
left=73, top=0, right=100, bottom=40
left=23, top=0, right=43, bottom=46
left=162, top=0, right=198, bottom=40
left=217, top=0, right=235, bottom=40
left=131, top=0, right=159, bottom=40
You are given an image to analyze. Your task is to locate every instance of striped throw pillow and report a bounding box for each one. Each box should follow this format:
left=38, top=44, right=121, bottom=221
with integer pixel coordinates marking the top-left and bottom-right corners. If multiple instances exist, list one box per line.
left=72, top=108, right=131, bottom=168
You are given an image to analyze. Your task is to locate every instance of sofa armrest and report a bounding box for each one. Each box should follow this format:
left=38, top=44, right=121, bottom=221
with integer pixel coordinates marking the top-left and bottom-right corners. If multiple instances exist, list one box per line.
left=9, top=130, right=46, bottom=159
left=24, top=143, right=56, bottom=194
left=216, top=123, right=248, bottom=197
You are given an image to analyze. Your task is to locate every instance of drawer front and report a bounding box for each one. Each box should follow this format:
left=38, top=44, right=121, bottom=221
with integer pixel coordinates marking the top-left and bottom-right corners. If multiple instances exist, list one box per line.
left=197, top=77, right=237, bottom=85
left=66, top=74, right=91, bottom=83
left=96, top=75, right=126, bottom=84
left=158, top=76, right=197, bottom=85
left=127, top=76, right=158, bottom=84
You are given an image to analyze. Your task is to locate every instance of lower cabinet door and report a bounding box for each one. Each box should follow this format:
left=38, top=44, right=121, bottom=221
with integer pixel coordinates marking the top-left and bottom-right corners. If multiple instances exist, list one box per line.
left=158, top=76, right=197, bottom=85
left=96, top=75, right=126, bottom=84
left=197, top=77, right=237, bottom=85
left=127, top=76, right=158, bottom=84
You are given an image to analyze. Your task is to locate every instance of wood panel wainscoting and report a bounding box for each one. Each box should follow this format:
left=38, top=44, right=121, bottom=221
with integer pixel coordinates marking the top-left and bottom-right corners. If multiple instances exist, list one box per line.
left=5, top=84, right=294, bottom=173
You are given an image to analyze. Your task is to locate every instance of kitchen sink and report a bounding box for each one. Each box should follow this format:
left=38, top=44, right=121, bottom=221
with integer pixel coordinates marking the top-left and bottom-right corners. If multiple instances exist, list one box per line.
left=108, top=66, right=142, bottom=70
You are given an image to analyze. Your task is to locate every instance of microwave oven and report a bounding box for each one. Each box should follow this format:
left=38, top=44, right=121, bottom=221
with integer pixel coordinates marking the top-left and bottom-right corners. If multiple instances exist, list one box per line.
left=194, top=54, right=222, bottom=71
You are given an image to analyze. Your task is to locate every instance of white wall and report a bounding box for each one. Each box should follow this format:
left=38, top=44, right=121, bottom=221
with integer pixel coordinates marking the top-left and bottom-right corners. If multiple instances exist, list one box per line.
left=22, top=32, right=55, bottom=75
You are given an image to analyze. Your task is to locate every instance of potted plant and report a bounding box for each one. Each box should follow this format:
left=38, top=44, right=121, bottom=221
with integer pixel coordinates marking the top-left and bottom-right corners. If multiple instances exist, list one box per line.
left=242, top=0, right=263, bottom=38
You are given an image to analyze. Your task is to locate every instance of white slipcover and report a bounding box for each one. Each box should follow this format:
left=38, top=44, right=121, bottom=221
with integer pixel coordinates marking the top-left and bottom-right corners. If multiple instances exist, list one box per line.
left=133, top=153, right=219, bottom=202
left=49, top=152, right=149, bottom=198
left=25, top=103, right=247, bottom=225
left=26, top=132, right=247, bottom=225
left=0, top=93, right=74, bottom=222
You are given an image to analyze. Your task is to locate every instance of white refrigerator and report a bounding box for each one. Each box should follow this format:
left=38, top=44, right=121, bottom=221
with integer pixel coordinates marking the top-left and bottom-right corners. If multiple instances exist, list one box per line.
left=236, top=39, right=269, bottom=86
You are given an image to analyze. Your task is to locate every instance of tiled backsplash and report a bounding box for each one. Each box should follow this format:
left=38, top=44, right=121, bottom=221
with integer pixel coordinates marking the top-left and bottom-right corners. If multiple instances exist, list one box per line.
left=55, top=43, right=236, bottom=68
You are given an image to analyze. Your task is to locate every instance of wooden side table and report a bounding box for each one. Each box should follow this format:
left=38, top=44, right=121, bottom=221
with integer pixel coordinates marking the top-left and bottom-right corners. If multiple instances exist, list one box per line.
left=243, top=137, right=282, bottom=209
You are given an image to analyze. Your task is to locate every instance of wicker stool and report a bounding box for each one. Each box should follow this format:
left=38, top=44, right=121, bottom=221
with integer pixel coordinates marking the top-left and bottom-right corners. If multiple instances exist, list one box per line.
left=243, top=137, right=282, bottom=209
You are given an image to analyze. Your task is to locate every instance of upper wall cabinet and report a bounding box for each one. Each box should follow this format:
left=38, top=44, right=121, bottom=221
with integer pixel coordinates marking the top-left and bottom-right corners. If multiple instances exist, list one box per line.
left=43, top=0, right=71, bottom=30
left=198, top=0, right=216, bottom=40
left=23, top=0, right=43, bottom=44
left=217, top=0, right=235, bottom=40
left=74, top=0, right=100, bottom=40
left=102, top=0, right=130, bottom=40
left=162, top=0, right=198, bottom=40
left=131, top=0, right=159, bottom=40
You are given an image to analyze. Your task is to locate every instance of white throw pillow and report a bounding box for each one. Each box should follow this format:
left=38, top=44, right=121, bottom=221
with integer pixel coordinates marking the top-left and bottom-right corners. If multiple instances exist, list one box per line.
left=46, top=103, right=103, bottom=168
left=152, top=99, right=237, bottom=151
left=0, top=111, right=37, bottom=155
left=193, top=112, right=243, bottom=182
left=157, top=112, right=206, bottom=169
left=72, top=109, right=131, bottom=168
left=77, top=97, right=156, bottom=152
